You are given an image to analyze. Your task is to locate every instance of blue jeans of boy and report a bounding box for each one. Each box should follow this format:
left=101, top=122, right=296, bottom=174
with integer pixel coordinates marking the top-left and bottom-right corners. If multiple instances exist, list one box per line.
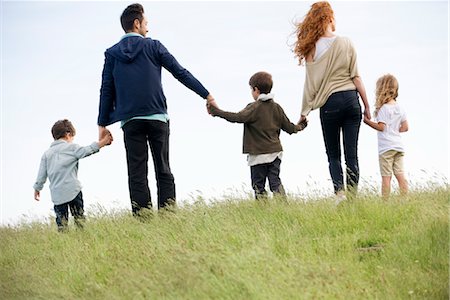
left=250, top=158, right=286, bottom=199
left=54, top=191, right=85, bottom=231
left=320, top=90, right=362, bottom=193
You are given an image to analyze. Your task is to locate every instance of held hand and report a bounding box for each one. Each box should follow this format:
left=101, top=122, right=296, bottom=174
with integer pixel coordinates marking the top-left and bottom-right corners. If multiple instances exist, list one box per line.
left=206, top=94, right=215, bottom=103
left=98, top=126, right=108, bottom=141
left=363, top=109, right=371, bottom=121
left=34, top=190, right=40, bottom=201
left=298, top=115, right=307, bottom=125
left=206, top=102, right=216, bottom=115
left=206, top=95, right=219, bottom=115
left=299, top=119, right=308, bottom=131
left=99, top=129, right=113, bottom=147
left=363, top=115, right=371, bottom=125
left=296, top=118, right=308, bottom=132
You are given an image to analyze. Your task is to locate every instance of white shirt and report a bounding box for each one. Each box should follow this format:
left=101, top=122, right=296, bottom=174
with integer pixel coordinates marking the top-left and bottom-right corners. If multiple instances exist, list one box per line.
left=375, top=103, right=407, bottom=155
left=314, top=36, right=337, bottom=61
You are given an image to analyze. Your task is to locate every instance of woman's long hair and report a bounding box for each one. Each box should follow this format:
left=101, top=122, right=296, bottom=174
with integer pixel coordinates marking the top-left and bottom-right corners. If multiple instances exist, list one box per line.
left=374, top=74, right=399, bottom=117
left=293, top=1, right=334, bottom=65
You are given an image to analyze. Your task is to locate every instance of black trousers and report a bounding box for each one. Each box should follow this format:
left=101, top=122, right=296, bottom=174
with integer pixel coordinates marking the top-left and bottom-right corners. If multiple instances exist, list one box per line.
left=320, top=90, right=362, bottom=193
left=250, top=158, right=286, bottom=199
left=54, top=191, right=84, bottom=231
left=123, top=120, right=175, bottom=214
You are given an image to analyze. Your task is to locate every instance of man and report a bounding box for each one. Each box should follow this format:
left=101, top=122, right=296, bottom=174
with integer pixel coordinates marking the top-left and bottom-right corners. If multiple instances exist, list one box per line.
left=98, top=3, right=216, bottom=214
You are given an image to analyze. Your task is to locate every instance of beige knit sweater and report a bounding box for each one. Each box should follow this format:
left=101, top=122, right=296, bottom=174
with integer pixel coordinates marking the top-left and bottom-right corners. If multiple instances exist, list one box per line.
left=301, top=36, right=359, bottom=116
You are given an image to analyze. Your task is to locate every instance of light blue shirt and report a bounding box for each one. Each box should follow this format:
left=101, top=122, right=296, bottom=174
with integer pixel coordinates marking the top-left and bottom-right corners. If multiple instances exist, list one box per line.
left=33, top=140, right=100, bottom=205
left=121, top=114, right=169, bottom=128
left=121, top=32, right=143, bottom=40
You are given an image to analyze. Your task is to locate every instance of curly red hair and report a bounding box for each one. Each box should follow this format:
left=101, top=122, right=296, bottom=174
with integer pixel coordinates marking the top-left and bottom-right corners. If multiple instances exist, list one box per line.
left=293, top=1, right=334, bottom=65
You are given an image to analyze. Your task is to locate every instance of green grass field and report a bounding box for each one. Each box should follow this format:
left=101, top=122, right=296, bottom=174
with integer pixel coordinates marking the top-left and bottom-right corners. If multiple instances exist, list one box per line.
left=1, top=188, right=448, bottom=299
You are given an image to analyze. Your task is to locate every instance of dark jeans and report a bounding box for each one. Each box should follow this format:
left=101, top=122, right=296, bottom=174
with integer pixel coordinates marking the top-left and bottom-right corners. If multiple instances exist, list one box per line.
left=250, top=158, right=286, bottom=199
left=320, top=90, right=362, bottom=193
left=54, top=191, right=85, bottom=231
left=122, top=120, right=175, bottom=214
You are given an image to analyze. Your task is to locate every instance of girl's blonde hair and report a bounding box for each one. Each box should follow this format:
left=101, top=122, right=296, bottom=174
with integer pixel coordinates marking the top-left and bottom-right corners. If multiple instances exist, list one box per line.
left=293, top=1, right=334, bottom=65
left=374, top=74, right=399, bottom=117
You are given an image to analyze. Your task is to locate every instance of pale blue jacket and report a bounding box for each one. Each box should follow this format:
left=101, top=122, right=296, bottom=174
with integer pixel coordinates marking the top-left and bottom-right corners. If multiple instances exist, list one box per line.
left=33, top=140, right=100, bottom=205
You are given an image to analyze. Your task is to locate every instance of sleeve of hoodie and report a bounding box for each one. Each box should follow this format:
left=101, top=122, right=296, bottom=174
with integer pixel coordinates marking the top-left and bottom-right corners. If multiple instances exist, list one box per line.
left=155, top=41, right=209, bottom=99
left=98, top=52, right=116, bottom=126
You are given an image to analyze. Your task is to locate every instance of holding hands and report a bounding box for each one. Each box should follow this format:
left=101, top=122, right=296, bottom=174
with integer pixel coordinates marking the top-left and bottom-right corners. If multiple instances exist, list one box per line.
left=206, top=94, right=218, bottom=115
left=297, top=115, right=308, bottom=132
left=98, top=126, right=114, bottom=147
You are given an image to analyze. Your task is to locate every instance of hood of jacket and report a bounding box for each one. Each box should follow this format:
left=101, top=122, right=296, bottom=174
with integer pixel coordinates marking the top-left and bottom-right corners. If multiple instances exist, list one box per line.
left=107, top=35, right=147, bottom=63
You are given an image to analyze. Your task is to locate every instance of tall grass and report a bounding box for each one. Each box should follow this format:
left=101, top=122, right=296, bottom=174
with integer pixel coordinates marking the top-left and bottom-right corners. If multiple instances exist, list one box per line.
left=1, top=188, right=448, bottom=299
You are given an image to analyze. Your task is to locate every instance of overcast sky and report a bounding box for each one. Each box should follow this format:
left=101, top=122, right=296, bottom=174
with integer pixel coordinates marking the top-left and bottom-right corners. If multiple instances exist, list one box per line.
left=1, top=1, right=448, bottom=225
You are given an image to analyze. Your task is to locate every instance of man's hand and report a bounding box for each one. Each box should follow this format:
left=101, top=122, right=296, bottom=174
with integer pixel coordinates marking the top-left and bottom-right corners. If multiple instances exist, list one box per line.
left=99, top=126, right=108, bottom=140
left=99, top=129, right=113, bottom=147
left=98, top=126, right=113, bottom=145
left=34, top=190, right=40, bottom=201
left=206, top=94, right=218, bottom=115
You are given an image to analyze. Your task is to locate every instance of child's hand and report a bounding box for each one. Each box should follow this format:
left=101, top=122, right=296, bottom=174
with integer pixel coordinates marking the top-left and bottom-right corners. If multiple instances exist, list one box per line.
left=298, top=115, right=307, bottom=125
left=363, top=115, right=371, bottom=124
left=34, top=190, right=40, bottom=201
left=298, top=119, right=308, bottom=131
left=206, top=95, right=219, bottom=115
left=99, top=130, right=113, bottom=147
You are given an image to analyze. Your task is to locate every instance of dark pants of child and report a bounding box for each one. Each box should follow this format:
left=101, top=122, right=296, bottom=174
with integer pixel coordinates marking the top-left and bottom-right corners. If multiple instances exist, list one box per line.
left=250, top=158, right=286, bottom=199
left=320, top=90, right=362, bottom=194
left=122, top=119, right=176, bottom=215
left=54, top=191, right=85, bottom=231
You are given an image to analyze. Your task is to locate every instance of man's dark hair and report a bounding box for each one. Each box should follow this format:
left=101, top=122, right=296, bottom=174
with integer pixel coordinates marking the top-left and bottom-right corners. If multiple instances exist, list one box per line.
left=121, top=3, right=145, bottom=32
left=249, top=71, right=273, bottom=94
left=51, top=119, right=76, bottom=140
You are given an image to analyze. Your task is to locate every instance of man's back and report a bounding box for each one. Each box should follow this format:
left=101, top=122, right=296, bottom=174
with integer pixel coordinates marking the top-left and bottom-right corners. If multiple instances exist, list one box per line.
left=98, top=35, right=209, bottom=127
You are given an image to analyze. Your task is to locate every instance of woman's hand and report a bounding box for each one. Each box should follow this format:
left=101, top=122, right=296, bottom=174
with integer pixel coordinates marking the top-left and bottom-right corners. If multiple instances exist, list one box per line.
left=363, top=108, right=371, bottom=121
left=298, top=115, right=307, bottom=124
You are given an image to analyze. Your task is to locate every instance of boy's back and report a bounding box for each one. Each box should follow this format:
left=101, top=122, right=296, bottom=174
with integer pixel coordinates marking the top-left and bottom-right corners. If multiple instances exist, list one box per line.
left=208, top=71, right=305, bottom=199
left=34, top=140, right=100, bottom=205
left=210, top=98, right=298, bottom=154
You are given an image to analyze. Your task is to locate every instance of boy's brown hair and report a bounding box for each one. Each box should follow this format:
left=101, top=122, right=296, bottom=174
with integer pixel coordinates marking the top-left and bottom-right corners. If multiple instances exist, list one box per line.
left=249, top=71, right=273, bottom=94
left=51, top=119, right=76, bottom=140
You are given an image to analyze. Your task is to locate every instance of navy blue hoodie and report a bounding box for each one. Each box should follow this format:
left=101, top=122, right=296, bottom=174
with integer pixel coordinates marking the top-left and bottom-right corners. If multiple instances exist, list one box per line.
left=98, top=35, right=209, bottom=126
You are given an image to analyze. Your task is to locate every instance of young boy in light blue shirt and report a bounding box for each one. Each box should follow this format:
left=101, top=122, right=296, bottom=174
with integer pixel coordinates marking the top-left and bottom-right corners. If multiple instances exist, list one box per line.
left=33, top=119, right=112, bottom=231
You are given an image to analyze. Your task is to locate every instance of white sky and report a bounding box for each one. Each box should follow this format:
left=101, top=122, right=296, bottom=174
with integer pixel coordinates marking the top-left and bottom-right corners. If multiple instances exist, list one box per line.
left=1, top=1, right=448, bottom=225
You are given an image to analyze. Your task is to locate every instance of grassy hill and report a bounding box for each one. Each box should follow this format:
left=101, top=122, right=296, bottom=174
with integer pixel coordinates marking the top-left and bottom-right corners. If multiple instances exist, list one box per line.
left=1, top=188, right=448, bottom=299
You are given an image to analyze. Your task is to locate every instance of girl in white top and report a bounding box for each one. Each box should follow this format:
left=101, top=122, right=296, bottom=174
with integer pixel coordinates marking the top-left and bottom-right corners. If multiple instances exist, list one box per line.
left=364, top=74, right=409, bottom=198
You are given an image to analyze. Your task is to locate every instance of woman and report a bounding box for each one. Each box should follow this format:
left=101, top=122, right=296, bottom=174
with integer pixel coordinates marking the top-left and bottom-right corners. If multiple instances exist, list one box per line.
left=293, top=1, right=370, bottom=197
